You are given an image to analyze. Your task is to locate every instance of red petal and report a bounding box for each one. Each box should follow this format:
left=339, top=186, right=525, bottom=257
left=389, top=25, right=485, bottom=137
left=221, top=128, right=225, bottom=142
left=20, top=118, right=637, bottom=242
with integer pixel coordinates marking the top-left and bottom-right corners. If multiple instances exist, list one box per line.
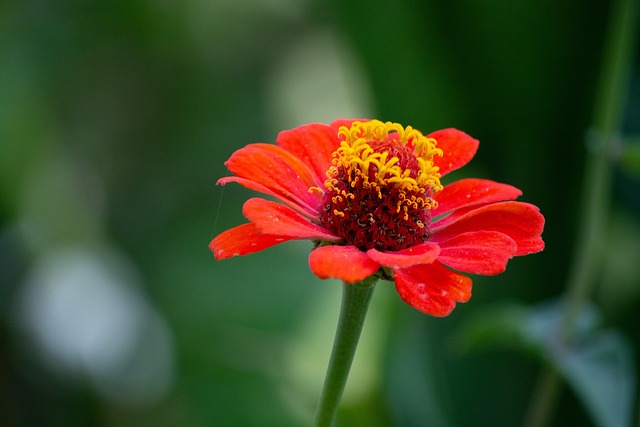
left=367, top=242, right=440, bottom=268
left=431, top=201, right=545, bottom=256
left=432, top=178, right=522, bottom=217
left=242, top=198, right=340, bottom=241
left=276, top=123, right=339, bottom=186
left=223, top=143, right=321, bottom=216
left=394, top=262, right=472, bottom=317
left=218, top=176, right=320, bottom=219
left=309, top=245, right=380, bottom=283
left=210, top=223, right=294, bottom=260
left=436, top=231, right=517, bottom=275
left=428, top=129, right=479, bottom=177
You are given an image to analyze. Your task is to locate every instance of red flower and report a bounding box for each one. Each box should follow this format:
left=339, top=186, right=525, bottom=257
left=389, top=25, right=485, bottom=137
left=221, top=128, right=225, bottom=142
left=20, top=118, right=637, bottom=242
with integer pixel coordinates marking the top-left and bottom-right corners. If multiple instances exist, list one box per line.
left=210, top=119, right=544, bottom=316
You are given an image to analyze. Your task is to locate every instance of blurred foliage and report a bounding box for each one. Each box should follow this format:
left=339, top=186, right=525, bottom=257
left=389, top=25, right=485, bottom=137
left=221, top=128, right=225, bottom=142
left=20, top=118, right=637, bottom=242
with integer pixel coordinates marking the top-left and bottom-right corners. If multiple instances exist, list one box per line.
left=454, top=300, right=635, bottom=427
left=1, top=0, right=639, bottom=427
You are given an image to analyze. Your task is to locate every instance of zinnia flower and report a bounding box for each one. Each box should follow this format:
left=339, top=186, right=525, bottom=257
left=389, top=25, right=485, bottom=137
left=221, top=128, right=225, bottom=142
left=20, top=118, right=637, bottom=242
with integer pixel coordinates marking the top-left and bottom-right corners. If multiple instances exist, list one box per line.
left=210, top=119, right=544, bottom=316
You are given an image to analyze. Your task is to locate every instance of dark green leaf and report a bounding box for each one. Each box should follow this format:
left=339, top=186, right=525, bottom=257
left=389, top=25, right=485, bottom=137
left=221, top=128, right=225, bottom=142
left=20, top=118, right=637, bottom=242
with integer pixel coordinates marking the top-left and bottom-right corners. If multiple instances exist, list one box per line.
left=454, top=300, right=636, bottom=427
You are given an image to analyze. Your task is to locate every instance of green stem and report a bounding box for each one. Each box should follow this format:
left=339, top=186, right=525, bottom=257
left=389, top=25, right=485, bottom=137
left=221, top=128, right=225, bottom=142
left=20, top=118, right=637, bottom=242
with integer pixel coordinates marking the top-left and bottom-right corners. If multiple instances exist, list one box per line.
left=523, top=1, right=637, bottom=426
left=522, top=369, right=562, bottom=427
left=313, top=276, right=378, bottom=427
left=562, top=0, right=637, bottom=336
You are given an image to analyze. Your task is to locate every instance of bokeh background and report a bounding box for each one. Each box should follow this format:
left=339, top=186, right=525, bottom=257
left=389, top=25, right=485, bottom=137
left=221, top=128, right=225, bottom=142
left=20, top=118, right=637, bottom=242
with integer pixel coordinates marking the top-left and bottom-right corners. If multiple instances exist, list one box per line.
left=1, top=0, right=639, bottom=426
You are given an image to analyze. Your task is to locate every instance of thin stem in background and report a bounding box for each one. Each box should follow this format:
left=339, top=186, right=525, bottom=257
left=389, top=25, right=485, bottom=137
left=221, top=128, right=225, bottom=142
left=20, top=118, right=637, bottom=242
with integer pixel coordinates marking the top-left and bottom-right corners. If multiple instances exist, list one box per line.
left=562, top=0, right=637, bottom=337
left=522, top=0, right=638, bottom=426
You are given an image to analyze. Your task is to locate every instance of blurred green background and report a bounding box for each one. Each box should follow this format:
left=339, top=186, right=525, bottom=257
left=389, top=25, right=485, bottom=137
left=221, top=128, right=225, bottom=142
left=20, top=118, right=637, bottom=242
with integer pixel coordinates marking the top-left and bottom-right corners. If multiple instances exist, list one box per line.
left=1, top=0, right=639, bottom=426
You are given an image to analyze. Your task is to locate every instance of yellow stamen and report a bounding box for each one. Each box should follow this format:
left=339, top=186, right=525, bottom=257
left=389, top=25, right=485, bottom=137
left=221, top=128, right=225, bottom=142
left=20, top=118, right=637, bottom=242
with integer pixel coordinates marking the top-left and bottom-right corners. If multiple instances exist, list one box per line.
left=324, top=120, right=443, bottom=216
left=333, top=120, right=443, bottom=193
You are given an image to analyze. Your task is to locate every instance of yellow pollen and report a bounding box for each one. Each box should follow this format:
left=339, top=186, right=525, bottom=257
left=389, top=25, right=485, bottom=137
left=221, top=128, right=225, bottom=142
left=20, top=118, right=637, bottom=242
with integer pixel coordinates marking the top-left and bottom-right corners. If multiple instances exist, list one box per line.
left=323, top=119, right=443, bottom=216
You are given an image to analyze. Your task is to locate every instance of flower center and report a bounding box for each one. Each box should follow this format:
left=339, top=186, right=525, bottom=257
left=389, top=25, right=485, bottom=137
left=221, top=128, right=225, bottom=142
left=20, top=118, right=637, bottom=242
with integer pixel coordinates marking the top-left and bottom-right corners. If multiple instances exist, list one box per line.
left=318, top=120, right=443, bottom=251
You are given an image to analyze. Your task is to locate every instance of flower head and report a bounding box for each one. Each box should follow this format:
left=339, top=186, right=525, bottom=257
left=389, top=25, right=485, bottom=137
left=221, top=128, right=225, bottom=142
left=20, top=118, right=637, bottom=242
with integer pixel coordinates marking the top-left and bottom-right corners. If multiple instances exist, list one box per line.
left=211, top=119, right=545, bottom=316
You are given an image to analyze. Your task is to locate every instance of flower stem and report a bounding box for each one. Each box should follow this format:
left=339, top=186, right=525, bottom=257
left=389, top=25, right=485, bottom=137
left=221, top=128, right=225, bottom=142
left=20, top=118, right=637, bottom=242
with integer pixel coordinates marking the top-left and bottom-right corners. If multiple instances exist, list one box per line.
left=523, top=1, right=637, bottom=426
left=562, top=0, right=636, bottom=337
left=313, top=276, right=378, bottom=427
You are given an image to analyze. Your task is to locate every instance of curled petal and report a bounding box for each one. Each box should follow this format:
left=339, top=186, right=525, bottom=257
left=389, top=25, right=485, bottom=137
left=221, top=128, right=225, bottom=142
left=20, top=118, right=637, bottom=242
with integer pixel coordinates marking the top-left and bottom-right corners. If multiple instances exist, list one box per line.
left=394, top=262, right=472, bottom=317
left=242, top=198, right=340, bottom=241
left=276, top=123, right=339, bottom=186
left=431, top=201, right=545, bottom=256
left=432, top=178, right=522, bottom=217
left=309, top=245, right=380, bottom=283
left=367, top=243, right=440, bottom=268
left=218, top=176, right=318, bottom=219
left=223, top=143, right=321, bottom=216
left=436, top=231, right=518, bottom=275
left=428, top=128, right=479, bottom=177
left=210, top=223, right=294, bottom=260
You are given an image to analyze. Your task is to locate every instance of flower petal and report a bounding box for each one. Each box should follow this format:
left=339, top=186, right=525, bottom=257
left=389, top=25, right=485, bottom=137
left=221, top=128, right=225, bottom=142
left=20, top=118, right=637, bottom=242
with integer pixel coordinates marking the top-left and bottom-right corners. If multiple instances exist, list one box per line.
left=276, top=123, right=339, bottom=186
left=223, top=143, right=321, bottom=216
left=210, top=223, right=294, bottom=260
left=367, top=242, right=440, bottom=268
left=242, top=198, right=340, bottom=241
left=309, top=245, right=380, bottom=283
left=394, top=262, right=472, bottom=317
left=436, top=231, right=517, bottom=275
left=431, top=201, right=545, bottom=256
left=428, top=128, right=479, bottom=177
left=432, top=178, right=522, bottom=217
left=217, top=176, right=318, bottom=219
